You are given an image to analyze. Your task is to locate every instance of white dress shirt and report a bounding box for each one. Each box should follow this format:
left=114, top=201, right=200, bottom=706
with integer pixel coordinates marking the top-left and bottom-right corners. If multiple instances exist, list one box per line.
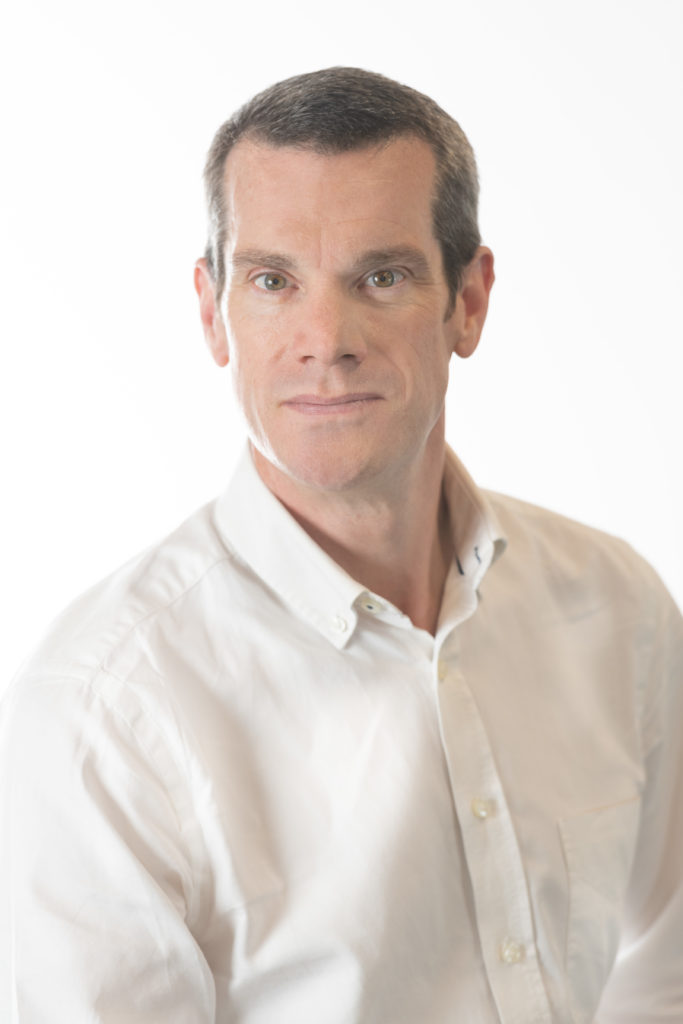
left=1, top=446, right=681, bottom=1023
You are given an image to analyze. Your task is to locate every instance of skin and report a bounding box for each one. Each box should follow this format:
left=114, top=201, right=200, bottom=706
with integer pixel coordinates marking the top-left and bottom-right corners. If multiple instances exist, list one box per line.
left=195, top=136, right=494, bottom=634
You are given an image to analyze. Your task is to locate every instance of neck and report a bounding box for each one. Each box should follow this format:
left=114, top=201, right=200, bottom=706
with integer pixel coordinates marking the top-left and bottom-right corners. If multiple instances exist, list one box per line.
left=252, top=436, right=452, bottom=636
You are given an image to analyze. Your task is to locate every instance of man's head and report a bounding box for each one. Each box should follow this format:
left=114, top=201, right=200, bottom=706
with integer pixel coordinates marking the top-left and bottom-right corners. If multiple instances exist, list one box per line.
left=203, top=67, right=481, bottom=312
left=195, top=69, right=494, bottom=502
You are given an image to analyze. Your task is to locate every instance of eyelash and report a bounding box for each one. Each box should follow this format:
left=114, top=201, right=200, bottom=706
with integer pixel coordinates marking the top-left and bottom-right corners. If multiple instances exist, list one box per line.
left=251, top=269, right=407, bottom=292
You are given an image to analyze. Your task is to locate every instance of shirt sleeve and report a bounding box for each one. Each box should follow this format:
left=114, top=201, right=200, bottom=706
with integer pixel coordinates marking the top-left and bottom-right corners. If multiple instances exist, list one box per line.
left=596, top=573, right=683, bottom=1022
left=0, top=670, right=216, bottom=1022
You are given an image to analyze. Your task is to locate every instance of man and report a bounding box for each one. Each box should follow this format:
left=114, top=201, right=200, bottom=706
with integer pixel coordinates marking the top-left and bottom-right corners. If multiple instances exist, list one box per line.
left=1, top=67, right=681, bottom=1023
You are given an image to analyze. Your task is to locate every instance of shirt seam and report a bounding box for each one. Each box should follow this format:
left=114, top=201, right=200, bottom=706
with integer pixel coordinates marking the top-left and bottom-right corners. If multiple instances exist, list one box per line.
left=98, top=552, right=233, bottom=676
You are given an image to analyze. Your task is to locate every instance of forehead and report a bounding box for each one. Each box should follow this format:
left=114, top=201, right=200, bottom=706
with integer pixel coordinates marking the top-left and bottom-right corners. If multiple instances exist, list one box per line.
left=221, top=136, right=439, bottom=254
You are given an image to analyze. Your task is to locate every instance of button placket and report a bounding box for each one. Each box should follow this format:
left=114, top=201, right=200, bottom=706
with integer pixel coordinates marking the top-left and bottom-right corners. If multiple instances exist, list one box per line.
left=435, top=637, right=456, bottom=684
left=435, top=660, right=553, bottom=1020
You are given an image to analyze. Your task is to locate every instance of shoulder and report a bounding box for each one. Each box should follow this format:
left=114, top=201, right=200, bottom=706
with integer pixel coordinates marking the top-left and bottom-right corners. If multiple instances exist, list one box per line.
left=9, top=497, right=233, bottom=695
left=481, top=492, right=682, bottom=748
left=483, top=490, right=678, bottom=625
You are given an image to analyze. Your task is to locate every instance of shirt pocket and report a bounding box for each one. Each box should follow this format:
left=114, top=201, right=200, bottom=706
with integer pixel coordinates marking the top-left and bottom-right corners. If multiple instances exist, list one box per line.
left=558, top=794, right=641, bottom=1024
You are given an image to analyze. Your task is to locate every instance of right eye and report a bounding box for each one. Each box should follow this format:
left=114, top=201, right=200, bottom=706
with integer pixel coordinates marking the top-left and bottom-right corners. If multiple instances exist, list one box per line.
left=253, top=272, right=289, bottom=291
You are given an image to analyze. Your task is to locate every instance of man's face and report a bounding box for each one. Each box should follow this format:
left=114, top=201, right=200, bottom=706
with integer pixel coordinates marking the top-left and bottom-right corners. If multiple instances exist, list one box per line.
left=198, top=136, right=485, bottom=498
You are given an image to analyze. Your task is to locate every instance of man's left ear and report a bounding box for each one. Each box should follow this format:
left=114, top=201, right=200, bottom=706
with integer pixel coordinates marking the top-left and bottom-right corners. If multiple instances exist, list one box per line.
left=452, top=246, right=495, bottom=359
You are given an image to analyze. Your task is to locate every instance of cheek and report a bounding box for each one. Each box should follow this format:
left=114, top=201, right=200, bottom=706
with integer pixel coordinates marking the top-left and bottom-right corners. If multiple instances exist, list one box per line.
left=223, top=325, right=261, bottom=415
left=398, top=317, right=453, bottom=391
left=227, top=302, right=292, bottom=371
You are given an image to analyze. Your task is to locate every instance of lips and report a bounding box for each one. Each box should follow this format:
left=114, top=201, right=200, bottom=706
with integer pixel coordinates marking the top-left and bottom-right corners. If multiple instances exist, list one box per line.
left=282, top=393, right=382, bottom=414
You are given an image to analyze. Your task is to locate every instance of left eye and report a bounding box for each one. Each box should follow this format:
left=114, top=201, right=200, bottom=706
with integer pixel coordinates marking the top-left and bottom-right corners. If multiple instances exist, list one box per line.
left=366, top=269, right=404, bottom=288
left=253, top=272, right=289, bottom=291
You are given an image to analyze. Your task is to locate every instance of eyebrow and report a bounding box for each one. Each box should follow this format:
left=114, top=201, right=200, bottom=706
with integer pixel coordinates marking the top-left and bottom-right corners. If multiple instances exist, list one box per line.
left=228, top=245, right=432, bottom=278
left=229, top=249, right=298, bottom=273
left=350, top=247, right=432, bottom=278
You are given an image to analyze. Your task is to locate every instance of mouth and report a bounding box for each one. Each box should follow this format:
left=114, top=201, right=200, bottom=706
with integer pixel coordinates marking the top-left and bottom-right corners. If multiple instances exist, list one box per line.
left=282, top=393, right=383, bottom=415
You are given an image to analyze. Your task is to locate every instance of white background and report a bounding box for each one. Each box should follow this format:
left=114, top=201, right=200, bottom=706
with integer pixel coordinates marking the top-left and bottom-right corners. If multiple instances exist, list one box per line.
left=1, top=0, right=681, bottom=687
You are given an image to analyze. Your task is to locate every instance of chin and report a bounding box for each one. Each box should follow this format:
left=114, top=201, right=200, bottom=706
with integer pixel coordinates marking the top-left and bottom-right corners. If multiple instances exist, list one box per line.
left=287, top=457, right=375, bottom=494
left=265, top=440, right=385, bottom=496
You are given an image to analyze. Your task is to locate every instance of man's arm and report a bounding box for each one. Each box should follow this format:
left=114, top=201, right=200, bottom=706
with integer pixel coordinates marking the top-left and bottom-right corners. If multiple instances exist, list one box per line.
left=596, top=576, right=683, bottom=1021
left=0, top=670, right=216, bottom=1022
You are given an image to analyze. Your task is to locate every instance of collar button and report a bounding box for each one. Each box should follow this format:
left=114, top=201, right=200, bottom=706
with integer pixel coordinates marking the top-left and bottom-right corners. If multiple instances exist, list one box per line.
left=360, top=594, right=383, bottom=614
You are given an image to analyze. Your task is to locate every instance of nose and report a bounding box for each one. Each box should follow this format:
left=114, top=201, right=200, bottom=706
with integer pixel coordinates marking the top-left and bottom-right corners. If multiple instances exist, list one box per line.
left=293, top=288, right=367, bottom=366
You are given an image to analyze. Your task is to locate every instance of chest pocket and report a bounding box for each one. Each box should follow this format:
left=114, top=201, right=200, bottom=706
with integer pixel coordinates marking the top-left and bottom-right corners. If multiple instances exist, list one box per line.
left=559, top=795, right=641, bottom=1024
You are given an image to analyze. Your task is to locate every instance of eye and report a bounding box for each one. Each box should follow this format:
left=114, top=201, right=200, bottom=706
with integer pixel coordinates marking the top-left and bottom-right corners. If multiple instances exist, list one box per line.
left=365, top=269, right=405, bottom=289
left=253, top=272, right=289, bottom=291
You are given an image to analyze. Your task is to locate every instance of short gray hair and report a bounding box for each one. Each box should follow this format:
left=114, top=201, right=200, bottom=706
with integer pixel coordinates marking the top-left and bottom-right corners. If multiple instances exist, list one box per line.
left=203, top=67, right=481, bottom=310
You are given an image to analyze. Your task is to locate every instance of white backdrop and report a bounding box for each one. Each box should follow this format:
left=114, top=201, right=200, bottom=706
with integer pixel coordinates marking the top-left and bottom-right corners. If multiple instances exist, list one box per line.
left=1, top=0, right=681, bottom=688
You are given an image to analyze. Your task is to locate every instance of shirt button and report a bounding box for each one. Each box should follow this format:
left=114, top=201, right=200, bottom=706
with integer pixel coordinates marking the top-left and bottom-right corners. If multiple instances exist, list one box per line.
left=332, top=616, right=348, bottom=633
left=499, top=938, right=526, bottom=964
left=437, top=660, right=447, bottom=681
left=361, top=595, right=383, bottom=614
left=471, top=797, right=496, bottom=820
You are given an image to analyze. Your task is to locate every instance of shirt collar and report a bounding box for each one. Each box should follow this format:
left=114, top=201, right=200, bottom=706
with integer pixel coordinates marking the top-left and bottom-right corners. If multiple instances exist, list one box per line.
left=214, top=445, right=507, bottom=649
left=442, top=445, right=507, bottom=590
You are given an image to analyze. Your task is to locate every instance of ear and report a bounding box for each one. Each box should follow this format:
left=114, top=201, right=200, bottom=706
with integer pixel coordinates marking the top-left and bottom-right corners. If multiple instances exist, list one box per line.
left=452, top=246, right=495, bottom=359
left=194, top=258, right=229, bottom=367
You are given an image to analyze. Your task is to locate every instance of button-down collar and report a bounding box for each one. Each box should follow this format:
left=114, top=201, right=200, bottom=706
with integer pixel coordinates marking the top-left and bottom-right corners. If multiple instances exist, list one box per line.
left=214, top=444, right=507, bottom=648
